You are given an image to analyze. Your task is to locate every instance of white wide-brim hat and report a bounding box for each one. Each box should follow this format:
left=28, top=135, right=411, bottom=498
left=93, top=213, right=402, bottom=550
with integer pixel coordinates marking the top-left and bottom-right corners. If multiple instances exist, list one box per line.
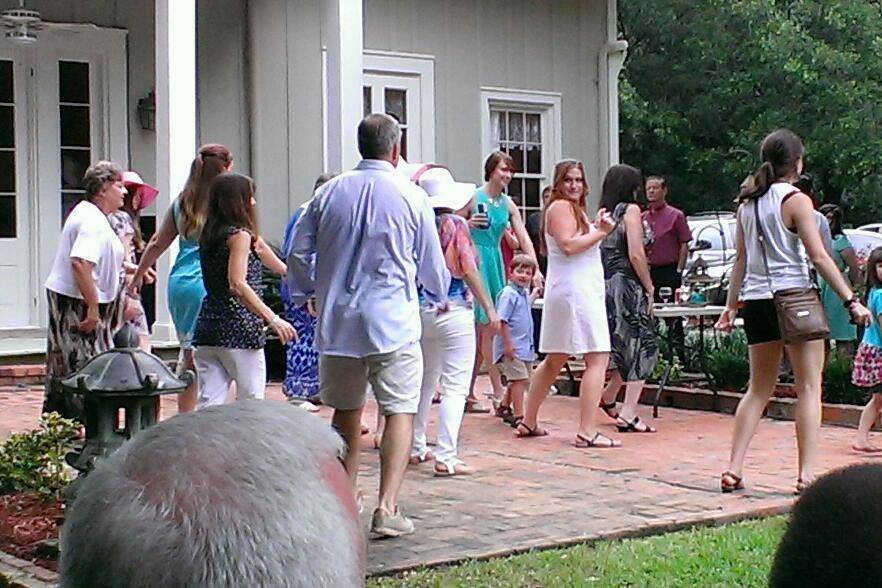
left=398, top=161, right=476, bottom=211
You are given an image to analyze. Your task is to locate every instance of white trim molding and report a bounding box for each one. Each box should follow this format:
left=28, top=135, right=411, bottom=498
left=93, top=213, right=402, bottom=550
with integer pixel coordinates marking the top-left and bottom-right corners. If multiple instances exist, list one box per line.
left=479, top=87, right=562, bottom=183
left=598, top=0, right=628, bottom=171
left=363, top=50, right=436, bottom=163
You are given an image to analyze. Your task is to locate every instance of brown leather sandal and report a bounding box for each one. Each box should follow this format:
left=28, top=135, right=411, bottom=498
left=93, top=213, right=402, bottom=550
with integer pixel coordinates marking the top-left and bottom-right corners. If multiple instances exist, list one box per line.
left=574, top=432, right=621, bottom=448
left=515, top=421, right=548, bottom=438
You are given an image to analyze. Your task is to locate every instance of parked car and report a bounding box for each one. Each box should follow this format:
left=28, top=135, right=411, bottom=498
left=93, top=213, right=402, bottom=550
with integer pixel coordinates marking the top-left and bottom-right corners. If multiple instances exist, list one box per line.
left=685, top=212, right=736, bottom=281
left=857, top=223, right=882, bottom=234
left=844, top=229, right=882, bottom=268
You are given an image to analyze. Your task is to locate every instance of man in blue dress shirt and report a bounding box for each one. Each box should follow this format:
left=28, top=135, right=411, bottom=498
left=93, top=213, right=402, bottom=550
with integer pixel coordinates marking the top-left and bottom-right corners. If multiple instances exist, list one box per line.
left=287, top=114, right=450, bottom=538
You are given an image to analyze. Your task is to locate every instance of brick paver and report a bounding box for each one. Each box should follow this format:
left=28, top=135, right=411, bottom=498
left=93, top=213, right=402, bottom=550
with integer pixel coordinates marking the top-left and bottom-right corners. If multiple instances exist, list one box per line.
left=1, top=380, right=877, bottom=576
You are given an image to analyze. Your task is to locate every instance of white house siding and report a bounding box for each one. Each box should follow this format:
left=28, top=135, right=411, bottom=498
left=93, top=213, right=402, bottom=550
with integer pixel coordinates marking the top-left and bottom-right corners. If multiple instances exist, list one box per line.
left=363, top=0, right=608, bottom=207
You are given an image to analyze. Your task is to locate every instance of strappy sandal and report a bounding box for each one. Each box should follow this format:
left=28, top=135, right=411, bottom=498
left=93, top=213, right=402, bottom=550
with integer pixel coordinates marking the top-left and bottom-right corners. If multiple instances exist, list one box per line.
left=720, top=471, right=744, bottom=493
left=515, top=421, right=548, bottom=438
left=434, top=460, right=475, bottom=477
left=574, top=432, right=621, bottom=448
left=494, top=403, right=513, bottom=419
left=408, top=450, right=435, bottom=465
left=795, top=477, right=811, bottom=495
left=464, top=400, right=491, bottom=414
left=600, top=401, right=619, bottom=420
left=616, top=415, right=656, bottom=433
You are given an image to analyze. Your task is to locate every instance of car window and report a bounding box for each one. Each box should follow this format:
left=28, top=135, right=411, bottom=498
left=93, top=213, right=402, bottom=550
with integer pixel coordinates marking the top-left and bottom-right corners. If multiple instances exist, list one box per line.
left=689, top=221, right=736, bottom=251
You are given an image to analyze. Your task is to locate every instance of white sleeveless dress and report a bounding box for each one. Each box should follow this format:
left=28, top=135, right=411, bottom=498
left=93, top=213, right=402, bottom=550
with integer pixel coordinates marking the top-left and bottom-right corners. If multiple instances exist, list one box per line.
left=539, top=224, right=610, bottom=355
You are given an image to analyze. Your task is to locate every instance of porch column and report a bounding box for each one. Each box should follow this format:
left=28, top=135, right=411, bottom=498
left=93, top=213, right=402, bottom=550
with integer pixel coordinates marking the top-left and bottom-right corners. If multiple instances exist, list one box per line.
left=152, top=0, right=197, bottom=343
left=597, top=0, right=627, bottom=171
left=325, top=0, right=363, bottom=171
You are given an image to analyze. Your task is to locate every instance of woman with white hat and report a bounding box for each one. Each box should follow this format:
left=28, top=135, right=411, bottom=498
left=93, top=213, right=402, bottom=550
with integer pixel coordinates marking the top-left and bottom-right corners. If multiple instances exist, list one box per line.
left=403, top=163, right=501, bottom=476
left=108, top=171, right=160, bottom=350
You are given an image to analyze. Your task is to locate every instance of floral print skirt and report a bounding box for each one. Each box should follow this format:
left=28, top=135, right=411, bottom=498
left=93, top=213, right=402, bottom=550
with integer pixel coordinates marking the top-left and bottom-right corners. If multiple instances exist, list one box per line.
left=44, top=289, right=124, bottom=420
left=853, top=342, right=882, bottom=389
left=605, top=274, right=658, bottom=382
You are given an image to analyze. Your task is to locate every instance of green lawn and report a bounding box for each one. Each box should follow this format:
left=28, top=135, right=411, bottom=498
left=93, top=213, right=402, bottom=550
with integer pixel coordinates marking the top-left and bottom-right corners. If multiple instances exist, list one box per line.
left=370, top=517, right=787, bottom=588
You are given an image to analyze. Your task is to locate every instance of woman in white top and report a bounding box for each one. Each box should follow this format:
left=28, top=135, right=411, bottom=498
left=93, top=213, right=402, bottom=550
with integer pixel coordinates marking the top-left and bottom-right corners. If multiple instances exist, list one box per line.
left=43, top=161, right=127, bottom=420
left=716, top=129, right=872, bottom=494
left=517, top=159, right=619, bottom=448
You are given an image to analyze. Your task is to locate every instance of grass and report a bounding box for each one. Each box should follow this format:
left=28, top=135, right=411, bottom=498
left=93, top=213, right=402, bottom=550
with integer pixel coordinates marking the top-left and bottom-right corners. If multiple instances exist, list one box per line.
left=369, top=516, right=787, bottom=588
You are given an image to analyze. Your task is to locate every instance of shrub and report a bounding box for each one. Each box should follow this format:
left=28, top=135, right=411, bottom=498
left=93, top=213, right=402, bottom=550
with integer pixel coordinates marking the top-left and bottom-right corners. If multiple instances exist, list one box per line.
left=823, top=349, right=867, bottom=405
left=704, top=330, right=750, bottom=391
left=649, top=356, right=683, bottom=384
left=0, top=412, right=79, bottom=500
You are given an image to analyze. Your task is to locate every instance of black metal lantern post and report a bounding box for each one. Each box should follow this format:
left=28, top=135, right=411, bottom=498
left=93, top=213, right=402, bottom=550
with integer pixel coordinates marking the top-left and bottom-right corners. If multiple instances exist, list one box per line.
left=136, top=90, right=156, bottom=132
left=61, top=326, right=193, bottom=477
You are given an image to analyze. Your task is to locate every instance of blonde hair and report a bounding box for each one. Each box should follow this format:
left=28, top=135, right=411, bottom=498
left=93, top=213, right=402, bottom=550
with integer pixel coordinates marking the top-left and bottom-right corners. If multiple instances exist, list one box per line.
left=178, top=144, right=233, bottom=239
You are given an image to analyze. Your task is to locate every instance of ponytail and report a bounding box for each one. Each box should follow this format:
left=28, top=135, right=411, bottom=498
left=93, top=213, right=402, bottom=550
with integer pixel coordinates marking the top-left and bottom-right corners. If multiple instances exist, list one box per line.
left=736, top=129, right=804, bottom=204
left=736, top=161, right=776, bottom=202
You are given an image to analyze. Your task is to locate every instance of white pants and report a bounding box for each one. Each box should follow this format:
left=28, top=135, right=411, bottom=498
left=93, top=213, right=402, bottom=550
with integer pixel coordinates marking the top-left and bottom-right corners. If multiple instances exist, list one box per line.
left=194, top=346, right=266, bottom=409
left=412, top=306, right=476, bottom=466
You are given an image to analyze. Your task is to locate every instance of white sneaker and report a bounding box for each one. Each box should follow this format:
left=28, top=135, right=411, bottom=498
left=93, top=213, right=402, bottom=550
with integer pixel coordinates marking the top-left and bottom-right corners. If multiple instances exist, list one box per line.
left=370, top=507, right=415, bottom=538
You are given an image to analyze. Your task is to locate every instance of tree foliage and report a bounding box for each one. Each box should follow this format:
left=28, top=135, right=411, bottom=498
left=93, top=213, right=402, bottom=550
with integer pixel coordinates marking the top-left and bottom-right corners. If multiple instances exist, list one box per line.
left=618, top=0, right=882, bottom=223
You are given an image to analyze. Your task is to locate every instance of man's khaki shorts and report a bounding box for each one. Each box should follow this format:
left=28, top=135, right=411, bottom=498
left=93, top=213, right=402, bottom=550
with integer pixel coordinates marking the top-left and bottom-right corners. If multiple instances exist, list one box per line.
left=496, top=358, right=533, bottom=383
left=319, top=342, right=422, bottom=415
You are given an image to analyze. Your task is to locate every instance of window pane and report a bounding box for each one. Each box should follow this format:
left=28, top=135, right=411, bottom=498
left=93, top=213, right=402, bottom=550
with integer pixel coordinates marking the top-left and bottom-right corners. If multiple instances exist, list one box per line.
left=0, top=106, right=13, bottom=148
left=0, top=60, right=12, bottom=103
left=526, top=144, right=541, bottom=174
left=509, top=111, right=524, bottom=142
left=62, top=192, right=82, bottom=222
left=59, top=61, right=90, bottom=104
left=525, top=179, right=540, bottom=208
left=385, top=88, right=406, bottom=124
left=400, top=128, right=407, bottom=161
left=0, top=195, right=14, bottom=238
left=0, top=151, right=14, bottom=192
left=493, top=110, right=506, bottom=141
left=60, top=105, right=91, bottom=147
left=509, top=144, right=524, bottom=173
left=526, top=113, right=541, bottom=143
left=61, top=150, right=90, bottom=190
left=363, top=86, right=372, bottom=117
left=508, top=178, right=522, bottom=205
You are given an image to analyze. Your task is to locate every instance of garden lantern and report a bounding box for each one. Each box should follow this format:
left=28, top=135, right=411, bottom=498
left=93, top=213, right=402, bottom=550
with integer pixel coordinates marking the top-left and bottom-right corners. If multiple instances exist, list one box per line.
left=684, top=257, right=715, bottom=306
left=61, top=326, right=193, bottom=476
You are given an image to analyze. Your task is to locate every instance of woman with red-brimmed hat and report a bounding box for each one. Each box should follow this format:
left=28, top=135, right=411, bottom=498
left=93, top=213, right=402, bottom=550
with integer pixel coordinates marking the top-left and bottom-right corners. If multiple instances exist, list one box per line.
left=108, top=171, right=159, bottom=350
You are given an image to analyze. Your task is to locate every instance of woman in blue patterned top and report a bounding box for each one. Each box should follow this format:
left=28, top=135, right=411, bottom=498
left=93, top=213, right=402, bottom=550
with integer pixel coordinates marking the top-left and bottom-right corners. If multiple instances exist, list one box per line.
left=193, top=173, right=296, bottom=408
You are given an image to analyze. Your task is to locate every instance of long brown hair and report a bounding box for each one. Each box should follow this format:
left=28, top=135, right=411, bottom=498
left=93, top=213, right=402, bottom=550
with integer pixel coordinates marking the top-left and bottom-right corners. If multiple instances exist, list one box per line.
left=539, top=159, right=590, bottom=255
left=867, top=247, right=882, bottom=291
left=179, top=144, right=233, bottom=239
left=199, top=173, right=257, bottom=252
left=119, top=187, right=147, bottom=252
left=736, top=129, right=804, bottom=203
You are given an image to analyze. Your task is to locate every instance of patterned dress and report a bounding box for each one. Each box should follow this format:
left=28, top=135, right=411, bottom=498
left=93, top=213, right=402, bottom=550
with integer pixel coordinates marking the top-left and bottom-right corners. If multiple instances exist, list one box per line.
left=601, top=202, right=658, bottom=381
left=193, top=227, right=266, bottom=350
left=281, top=208, right=319, bottom=400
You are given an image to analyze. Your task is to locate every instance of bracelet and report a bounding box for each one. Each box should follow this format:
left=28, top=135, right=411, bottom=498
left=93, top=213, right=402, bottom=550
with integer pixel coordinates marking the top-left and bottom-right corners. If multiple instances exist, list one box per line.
left=268, top=314, right=280, bottom=327
left=843, top=296, right=860, bottom=310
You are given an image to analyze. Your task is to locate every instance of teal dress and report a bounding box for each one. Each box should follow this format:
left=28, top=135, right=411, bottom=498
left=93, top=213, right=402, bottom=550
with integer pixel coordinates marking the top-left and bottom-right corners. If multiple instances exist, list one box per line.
left=818, top=233, right=857, bottom=342
left=168, top=200, right=206, bottom=349
left=470, top=188, right=510, bottom=324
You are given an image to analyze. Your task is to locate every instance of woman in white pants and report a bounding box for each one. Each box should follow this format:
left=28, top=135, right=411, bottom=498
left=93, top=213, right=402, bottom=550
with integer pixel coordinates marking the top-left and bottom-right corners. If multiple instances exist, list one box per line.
left=192, top=173, right=296, bottom=408
left=404, top=165, right=501, bottom=476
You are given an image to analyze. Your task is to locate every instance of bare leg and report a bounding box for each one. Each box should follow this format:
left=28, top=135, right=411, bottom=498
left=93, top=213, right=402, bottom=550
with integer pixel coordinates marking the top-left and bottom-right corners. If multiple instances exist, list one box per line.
left=727, top=341, right=783, bottom=476
left=377, top=413, right=414, bottom=514
left=177, top=349, right=198, bottom=414
left=332, top=407, right=365, bottom=492
left=373, top=409, right=385, bottom=450
left=617, top=380, right=648, bottom=423
left=576, top=352, right=613, bottom=440
left=522, top=354, right=568, bottom=430
left=478, top=324, right=504, bottom=401
left=854, top=395, right=882, bottom=450
left=509, top=380, right=527, bottom=418
left=788, top=339, right=826, bottom=485
left=600, top=371, right=623, bottom=406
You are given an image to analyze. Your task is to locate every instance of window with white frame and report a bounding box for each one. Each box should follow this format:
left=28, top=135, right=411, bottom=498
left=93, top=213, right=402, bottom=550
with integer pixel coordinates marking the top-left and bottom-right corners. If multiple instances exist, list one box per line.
left=482, top=90, right=561, bottom=219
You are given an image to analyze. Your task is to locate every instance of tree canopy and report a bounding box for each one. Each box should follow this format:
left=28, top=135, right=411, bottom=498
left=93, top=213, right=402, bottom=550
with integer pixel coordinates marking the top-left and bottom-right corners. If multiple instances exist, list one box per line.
left=618, top=0, right=882, bottom=224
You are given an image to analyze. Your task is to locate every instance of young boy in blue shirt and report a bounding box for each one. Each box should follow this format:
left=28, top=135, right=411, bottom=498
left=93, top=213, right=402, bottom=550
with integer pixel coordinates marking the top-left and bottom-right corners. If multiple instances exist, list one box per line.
left=493, top=254, right=540, bottom=427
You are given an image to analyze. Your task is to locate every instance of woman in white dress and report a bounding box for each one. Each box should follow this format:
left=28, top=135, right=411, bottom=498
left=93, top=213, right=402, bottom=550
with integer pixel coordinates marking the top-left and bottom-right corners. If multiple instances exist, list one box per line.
left=517, top=159, right=620, bottom=448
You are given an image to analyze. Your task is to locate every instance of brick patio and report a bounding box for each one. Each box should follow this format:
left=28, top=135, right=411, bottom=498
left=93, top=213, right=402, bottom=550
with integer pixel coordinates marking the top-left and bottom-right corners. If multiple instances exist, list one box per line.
left=1, top=380, right=878, bottom=576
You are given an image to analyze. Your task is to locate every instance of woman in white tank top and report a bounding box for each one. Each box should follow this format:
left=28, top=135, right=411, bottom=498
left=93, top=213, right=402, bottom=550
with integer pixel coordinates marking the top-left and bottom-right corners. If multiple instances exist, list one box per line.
left=715, top=129, right=872, bottom=494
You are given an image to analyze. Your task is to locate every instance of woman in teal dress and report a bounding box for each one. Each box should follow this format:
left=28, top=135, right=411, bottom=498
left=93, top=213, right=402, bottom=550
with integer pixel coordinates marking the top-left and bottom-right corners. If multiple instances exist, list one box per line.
left=131, top=144, right=234, bottom=412
left=818, top=204, right=863, bottom=356
left=467, top=150, right=543, bottom=411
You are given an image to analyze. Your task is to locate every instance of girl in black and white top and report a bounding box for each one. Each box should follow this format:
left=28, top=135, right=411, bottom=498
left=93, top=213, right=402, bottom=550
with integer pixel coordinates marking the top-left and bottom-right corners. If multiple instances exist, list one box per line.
left=193, top=173, right=296, bottom=408
left=716, top=129, right=872, bottom=494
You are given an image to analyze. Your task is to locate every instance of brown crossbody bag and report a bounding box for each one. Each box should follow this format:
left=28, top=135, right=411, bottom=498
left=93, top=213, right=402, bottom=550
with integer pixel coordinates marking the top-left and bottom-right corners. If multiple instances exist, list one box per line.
left=753, top=194, right=830, bottom=344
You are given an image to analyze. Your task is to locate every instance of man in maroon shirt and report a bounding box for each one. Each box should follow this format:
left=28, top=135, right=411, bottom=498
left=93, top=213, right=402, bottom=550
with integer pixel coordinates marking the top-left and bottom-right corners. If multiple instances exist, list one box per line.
left=643, top=176, right=692, bottom=354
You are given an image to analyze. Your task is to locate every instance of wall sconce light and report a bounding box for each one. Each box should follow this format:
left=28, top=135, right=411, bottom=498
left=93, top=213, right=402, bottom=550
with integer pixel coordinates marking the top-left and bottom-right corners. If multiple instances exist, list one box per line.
left=136, top=90, right=155, bottom=132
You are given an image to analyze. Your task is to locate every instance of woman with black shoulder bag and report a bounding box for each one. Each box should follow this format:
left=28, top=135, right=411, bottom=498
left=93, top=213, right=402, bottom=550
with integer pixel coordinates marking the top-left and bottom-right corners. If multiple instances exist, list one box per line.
left=715, top=129, right=872, bottom=495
